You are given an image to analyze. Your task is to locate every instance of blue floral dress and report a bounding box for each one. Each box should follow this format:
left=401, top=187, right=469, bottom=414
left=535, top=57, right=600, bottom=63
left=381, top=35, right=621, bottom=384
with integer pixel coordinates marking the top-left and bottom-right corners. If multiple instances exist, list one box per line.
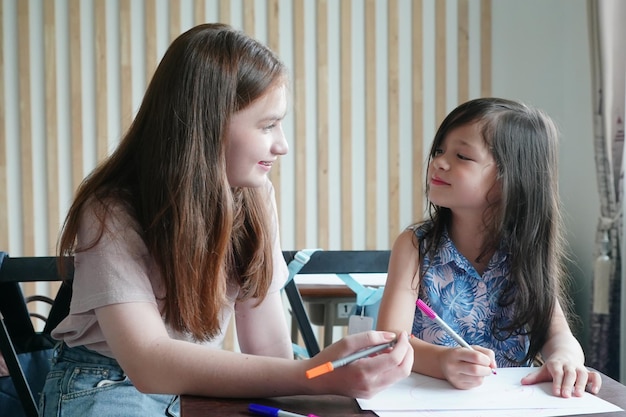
left=411, top=223, right=530, bottom=367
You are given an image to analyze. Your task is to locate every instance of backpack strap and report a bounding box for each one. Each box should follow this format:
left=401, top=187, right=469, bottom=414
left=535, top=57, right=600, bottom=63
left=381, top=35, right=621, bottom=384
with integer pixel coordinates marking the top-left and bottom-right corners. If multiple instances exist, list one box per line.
left=336, top=273, right=384, bottom=308
left=285, top=249, right=321, bottom=284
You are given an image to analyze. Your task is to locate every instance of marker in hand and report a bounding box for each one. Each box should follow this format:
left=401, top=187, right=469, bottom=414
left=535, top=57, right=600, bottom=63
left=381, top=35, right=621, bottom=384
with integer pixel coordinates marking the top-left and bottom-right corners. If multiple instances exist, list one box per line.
left=416, top=299, right=496, bottom=375
left=305, top=339, right=397, bottom=379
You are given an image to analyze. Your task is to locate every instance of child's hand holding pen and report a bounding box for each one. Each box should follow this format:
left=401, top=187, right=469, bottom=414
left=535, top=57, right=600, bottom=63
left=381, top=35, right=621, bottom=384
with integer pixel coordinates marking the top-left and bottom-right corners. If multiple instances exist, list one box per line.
left=440, top=343, right=498, bottom=390
left=416, top=299, right=497, bottom=390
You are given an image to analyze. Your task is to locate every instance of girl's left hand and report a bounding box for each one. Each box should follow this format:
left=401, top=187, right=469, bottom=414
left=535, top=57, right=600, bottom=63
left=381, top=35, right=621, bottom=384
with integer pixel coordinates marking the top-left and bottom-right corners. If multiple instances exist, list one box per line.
left=520, top=359, right=602, bottom=397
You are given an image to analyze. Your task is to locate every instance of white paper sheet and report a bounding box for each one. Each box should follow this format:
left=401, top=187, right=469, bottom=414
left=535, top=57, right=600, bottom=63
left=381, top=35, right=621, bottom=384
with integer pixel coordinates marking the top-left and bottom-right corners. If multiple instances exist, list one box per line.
left=373, top=408, right=619, bottom=417
left=357, top=368, right=622, bottom=416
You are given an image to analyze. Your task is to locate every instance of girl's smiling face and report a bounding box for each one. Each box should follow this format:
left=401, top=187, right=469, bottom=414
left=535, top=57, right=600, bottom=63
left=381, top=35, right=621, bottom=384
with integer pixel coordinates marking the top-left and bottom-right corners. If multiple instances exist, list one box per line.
left=427, top=121, right=500, bottom=214
left=225, top=84, right=289, bottom=188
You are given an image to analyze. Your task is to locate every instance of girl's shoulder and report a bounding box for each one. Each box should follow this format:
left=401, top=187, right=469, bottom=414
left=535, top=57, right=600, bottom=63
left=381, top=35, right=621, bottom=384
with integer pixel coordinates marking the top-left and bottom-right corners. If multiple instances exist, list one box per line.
left=406, top=220, right=434, bottom=241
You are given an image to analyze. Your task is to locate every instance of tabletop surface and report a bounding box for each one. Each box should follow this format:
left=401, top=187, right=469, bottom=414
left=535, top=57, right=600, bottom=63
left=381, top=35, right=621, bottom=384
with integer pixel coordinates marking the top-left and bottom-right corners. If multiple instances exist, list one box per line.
left=181, top=371, right=626, bottom=417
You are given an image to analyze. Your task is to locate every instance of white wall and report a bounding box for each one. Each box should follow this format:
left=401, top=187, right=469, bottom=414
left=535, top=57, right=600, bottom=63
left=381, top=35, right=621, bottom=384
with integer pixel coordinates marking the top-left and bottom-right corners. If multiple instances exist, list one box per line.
left=491, top=0, right=598, bottom=348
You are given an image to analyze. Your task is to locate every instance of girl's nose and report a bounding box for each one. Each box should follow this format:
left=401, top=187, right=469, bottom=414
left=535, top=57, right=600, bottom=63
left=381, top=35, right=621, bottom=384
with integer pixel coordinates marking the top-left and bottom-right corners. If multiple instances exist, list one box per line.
left=432, top=154, right=449, bottom=170
left=272, top=129, right=289, bottom=156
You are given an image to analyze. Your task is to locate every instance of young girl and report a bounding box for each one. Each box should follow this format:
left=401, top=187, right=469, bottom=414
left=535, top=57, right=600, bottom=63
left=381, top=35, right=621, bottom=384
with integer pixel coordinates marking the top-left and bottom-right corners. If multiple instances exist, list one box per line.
left=41, top=23, right=412, bottom=417
left=376, top=97, right=601, bottom=398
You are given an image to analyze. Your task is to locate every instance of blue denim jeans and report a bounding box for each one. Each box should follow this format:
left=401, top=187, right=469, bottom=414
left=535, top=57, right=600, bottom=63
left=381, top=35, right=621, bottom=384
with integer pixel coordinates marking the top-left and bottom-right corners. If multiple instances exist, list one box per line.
left=39, top=343, right=179, bottom=417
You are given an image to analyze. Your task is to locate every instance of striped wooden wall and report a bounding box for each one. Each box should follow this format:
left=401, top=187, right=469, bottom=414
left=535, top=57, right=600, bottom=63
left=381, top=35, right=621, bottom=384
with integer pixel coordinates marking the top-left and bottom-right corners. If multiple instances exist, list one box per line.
left=0, top=0, right=491, bottom=258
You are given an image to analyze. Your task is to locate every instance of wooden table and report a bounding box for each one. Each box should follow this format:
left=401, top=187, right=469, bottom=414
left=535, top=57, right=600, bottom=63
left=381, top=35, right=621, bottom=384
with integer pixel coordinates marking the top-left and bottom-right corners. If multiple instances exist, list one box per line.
left=181, top=371, right=626, bottom=417
left=294, top=279, right=385, bottom=348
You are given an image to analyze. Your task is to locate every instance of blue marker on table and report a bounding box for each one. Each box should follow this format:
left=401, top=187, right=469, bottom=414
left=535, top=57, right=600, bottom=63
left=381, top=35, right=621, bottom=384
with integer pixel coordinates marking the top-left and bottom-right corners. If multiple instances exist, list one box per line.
left=248, top=403, right=320, bottom=417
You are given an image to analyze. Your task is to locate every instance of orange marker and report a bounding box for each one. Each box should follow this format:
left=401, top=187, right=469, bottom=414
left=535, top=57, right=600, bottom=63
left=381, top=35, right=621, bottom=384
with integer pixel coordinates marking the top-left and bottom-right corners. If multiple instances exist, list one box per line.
left=305, top=339, right=397, bottom=379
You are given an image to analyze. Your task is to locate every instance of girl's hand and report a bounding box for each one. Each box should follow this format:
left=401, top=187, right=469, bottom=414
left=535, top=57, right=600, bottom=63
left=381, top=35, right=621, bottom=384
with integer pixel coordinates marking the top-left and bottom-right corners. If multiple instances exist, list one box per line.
left=520, top=359, right=602, bottom=397
left=305, top=330, right=413, bottom=399
left=440, top=346, right=496, bottom=390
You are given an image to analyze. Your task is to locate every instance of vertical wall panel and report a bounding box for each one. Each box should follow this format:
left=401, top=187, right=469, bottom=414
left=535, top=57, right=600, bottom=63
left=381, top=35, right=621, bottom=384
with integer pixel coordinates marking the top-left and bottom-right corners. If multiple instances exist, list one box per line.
left=480, top=0, right=491, bottom=96
left=243, top=0, right=255, bottom=34
left=44, top=0, right=60, bottom=298
left=145, top=0, right=157, bottom=82
left=18, top=0, right=33, bottom=256
left=364, top=0, right=377, bottom=249
left=119, top=1, right=132, bottom=135
left=1, top=0, right=492, bottom=254
left=316, top=0, right=329, bottom=249
left=94, top=1, right=107, bottom=162
left=68, top=0, right=82, bottom=191
left=412, top=0, right=424, bottom=223
left=219, top=0, right=230, bottom=24
left=44, top=0, right=59, bottom=254
left=435, top=0, right=446, bottom=125
left=17, top=0, right=34, bottom=297
left=387, top=0, right=399, bottom=248
left=267, top=0, right=281, bottom=211
left=293, top=0, right=306, bottom=248
left=458, top=0, right=469, bottom=103
left=340, top=0, right=352, bottom=249
left=194, top=0, right=205, bottom=24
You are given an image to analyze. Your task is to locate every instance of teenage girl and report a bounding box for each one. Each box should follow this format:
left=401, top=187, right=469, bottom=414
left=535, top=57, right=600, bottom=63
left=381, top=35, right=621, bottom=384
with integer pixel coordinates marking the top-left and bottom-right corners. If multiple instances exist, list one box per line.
left=376, top=97, right=601, bottom=398
left=40, top=23, right=412, bottom=417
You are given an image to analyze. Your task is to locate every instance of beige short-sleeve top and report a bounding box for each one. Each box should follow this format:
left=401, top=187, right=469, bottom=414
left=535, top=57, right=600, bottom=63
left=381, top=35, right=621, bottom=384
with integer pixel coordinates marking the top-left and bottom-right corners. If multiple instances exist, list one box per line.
left=52, top=182, right=288, bottom=358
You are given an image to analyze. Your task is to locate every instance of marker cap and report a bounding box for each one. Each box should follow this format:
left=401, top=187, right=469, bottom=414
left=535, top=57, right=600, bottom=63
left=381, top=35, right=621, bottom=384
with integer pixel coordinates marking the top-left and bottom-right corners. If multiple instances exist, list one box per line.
left=305, top=362, right=334, bottom=379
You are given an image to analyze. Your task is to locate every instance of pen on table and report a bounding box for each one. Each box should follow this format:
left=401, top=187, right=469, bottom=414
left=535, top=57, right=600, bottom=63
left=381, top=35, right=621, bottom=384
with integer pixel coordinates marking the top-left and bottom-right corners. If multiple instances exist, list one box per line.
left=416, top=299, right=497, bottom=375
left=305, top=339, right=398, bottom=379
left=248, top=403, right=319, bottom=417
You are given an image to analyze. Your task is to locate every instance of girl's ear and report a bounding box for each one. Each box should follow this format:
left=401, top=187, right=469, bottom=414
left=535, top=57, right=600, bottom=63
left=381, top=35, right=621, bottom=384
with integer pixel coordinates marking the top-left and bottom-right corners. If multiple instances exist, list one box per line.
left=487, top=177, right=503, bottom=205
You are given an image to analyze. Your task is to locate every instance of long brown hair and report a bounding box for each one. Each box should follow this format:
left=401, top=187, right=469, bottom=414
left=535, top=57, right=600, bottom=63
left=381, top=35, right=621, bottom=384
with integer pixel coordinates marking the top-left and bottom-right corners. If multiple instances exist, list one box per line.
left=58, top=23, right=288, bottom=340
left=416, top=97, right=569, bottom=364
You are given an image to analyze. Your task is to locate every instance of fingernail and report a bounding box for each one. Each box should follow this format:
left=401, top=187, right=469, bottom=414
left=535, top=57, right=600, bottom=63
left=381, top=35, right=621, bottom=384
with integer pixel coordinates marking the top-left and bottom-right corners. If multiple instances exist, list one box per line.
left=384, top=332, right=396, bottom=340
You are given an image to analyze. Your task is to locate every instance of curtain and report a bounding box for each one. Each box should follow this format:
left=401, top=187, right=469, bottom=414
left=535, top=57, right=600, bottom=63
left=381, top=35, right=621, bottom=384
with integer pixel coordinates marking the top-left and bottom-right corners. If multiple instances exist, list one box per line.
left=587, top=0, right=625, bottom=380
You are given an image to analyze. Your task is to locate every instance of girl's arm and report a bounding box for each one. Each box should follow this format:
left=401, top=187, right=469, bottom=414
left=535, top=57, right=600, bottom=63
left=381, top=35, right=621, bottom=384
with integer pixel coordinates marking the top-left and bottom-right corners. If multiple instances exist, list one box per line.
left=376, top=230, right=421, bottom=337
left=521, top=300, right=602, bottom=397
left=95, top=299, right=414, bottom=399
left=377, top=229, right=495, bottom=389
left=234, top=289, right=293, bottom=358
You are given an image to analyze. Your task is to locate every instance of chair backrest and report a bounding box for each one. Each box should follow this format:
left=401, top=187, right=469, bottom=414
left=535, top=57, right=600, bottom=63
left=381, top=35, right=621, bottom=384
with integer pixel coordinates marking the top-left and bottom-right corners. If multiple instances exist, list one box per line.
left=0, top=256, right=73, bottom=417
left=281, top=250, right=391, bottom=358
left=0, top=251, right=390, bottom=415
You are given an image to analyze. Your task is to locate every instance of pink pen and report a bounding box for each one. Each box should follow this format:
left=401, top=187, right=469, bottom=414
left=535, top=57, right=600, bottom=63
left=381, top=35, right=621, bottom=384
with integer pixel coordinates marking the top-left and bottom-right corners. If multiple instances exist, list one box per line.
left=416, top=299, right=497, bottom=375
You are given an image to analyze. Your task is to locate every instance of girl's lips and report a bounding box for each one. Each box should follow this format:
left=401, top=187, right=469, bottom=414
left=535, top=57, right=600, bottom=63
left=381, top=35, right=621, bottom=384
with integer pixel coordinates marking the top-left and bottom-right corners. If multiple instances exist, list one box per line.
left=430, top=177, right=449, bottom=186
left=258, top=161, right=273, bottom=172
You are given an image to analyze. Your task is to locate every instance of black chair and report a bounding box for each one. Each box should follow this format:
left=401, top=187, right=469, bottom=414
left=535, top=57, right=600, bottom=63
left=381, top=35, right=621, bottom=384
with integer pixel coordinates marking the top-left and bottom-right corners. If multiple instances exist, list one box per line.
left=0, top=251, right=389, bottom=416
left=281, top=250, right=391, bottom=358
left=0, top=255, right=73, bottom=417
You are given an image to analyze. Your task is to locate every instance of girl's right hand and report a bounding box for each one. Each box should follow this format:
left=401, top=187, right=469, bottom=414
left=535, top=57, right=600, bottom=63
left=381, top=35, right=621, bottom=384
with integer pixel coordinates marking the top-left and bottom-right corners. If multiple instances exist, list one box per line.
left=440, top=345, right=496, bottom=390
left=305, top=330, right=413, bottom=399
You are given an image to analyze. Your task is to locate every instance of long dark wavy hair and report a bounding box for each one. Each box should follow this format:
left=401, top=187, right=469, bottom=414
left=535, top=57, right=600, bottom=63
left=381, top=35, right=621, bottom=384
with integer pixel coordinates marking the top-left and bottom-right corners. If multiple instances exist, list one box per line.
left=415, top=97, right=570, bottom=364
left=58, top=23, right=288, bottom=340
